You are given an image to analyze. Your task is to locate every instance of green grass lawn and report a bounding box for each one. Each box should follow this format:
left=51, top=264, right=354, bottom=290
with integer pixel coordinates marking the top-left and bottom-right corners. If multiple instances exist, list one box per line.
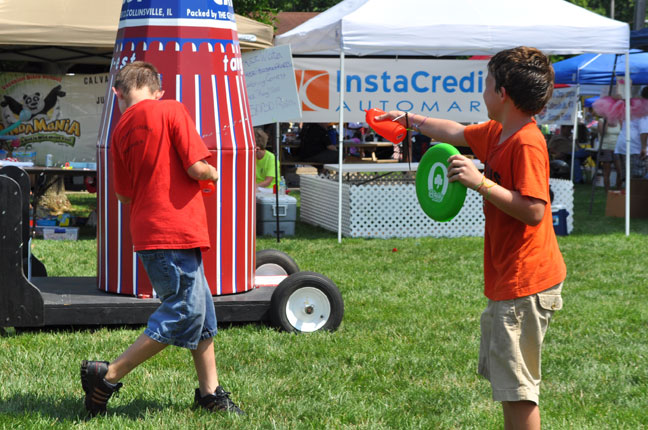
left=1, top=184, right=647, bottom=429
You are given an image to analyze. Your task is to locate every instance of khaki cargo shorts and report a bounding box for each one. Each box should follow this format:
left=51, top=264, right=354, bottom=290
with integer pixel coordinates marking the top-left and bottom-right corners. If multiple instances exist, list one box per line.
left=478, top=283, right=563, bottom=404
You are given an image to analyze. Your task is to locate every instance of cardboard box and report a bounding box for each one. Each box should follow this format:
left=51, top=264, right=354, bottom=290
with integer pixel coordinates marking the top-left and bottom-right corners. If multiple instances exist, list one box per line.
left=42, top=226, right=79, bottom=240
left=605, top=191, right=624, bottom=217
left=632, top=178, right=648, bottom=196
left=605, top=180, right=648, bottom=218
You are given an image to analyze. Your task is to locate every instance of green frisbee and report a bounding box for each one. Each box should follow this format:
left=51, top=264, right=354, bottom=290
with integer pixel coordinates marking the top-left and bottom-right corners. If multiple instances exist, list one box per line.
left=415, top=143, right=467, bottom=222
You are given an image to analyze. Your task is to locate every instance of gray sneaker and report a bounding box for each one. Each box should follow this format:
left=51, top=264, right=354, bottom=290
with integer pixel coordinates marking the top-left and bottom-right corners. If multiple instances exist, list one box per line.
left=193, top=386, right=245, bottom=415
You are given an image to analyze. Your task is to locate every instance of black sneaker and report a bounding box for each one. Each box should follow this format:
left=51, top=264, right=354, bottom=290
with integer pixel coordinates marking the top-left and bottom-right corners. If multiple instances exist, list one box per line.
left=193, top=386, right=245, bottom=415
left=80, top=360, right=123, bottom=417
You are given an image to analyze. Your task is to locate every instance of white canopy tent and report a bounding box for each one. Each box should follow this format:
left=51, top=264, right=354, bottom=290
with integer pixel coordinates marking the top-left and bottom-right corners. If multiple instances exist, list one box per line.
left=278, top=0, right=628, bottom=56
left=275, top=0, right=633, bottom=239
left=0, top=0, right=273, bottom=66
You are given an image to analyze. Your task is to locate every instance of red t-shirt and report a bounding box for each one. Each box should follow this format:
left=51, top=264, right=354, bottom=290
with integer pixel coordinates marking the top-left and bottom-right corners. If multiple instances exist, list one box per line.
left=111, top=99, right=211, bottom=251
left=464, top=120, right=566, bottom=300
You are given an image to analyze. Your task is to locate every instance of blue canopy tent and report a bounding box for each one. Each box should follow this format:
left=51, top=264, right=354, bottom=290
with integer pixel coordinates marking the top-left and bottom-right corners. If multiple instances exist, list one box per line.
left=584, top=96, right=599, bottom=107
left=630, top=28, right=648, bottom=49
left=553, top=50, right=648, bottom=220
left=553, top=49, right=648, bottom=85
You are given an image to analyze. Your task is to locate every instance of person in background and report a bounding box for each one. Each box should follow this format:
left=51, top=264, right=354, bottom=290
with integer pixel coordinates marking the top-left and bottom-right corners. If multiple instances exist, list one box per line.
left=80, top=61, right=243, bottom=417
left=299, top=122, right=338, bottom=164
left=597, top=120, right=622, bottom=190
left=377, top=46, right=565, bottom=430
left=412, top=131, right=432, bottom=162
left=613, top=86, right=648, bottom=187
left=326, top=122, right=339, bottom=148
left=547, top=132, right=588, bottom=183
left=345, top=122, right=364, bottom=157
left=254, top=127, right=279, bottom=191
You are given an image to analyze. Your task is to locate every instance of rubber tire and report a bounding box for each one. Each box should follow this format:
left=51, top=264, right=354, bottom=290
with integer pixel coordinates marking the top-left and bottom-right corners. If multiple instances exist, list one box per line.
left=255, top=249, right=299, bottom=276
left=270, top=271, right=344, bottom=333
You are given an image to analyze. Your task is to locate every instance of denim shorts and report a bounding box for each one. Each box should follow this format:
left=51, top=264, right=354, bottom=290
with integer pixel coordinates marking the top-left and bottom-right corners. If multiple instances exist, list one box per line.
left=137, top=248, right=217, bottom=350
left=478, top=283, right=563, bottom=404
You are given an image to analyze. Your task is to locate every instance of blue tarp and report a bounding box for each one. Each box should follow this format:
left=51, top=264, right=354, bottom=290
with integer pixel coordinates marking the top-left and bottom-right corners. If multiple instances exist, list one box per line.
left=630, top=28, right=648, bottom=49
left=553, top=50, right=648, bottom=85
left=584, top=96, right=599, bottom=107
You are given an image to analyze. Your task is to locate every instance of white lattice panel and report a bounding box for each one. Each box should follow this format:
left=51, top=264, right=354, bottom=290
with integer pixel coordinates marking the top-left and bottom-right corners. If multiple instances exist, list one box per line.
left=300, top=175, right=574, bottom=238
left=550, top=178, right=574, bottom=234
left=349, top=183, right=484, bottom=238
left=299, top=175, right=352, bottom=236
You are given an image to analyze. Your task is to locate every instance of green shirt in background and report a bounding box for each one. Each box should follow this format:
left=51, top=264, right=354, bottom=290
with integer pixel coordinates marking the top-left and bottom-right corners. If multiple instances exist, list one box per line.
left=256, top=150, right=280, bottom=188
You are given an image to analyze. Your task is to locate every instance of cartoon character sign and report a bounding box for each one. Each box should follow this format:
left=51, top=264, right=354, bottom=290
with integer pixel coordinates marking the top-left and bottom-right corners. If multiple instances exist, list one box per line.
left=1, top=85, right=66, bottom=125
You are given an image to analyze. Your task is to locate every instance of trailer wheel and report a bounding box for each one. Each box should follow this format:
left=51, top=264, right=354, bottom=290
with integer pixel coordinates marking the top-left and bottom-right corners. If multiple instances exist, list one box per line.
left=270, top=271, right=343, bottom=333
left=256, top=249, right=299, bottom=276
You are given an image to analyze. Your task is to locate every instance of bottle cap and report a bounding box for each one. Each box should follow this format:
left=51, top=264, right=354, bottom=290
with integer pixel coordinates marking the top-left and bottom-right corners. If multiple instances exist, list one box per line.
left=199, top=180, right=215, bottom=194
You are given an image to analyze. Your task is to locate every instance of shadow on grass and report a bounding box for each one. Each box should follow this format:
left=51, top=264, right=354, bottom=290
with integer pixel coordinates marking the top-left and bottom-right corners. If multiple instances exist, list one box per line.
left=0, top=392, right=171, bottom=422
left=7, top=322, right=269, bottom=336
left=10, top=324, right=147, bottom=335
left=256, top=221, right=337, bottom=243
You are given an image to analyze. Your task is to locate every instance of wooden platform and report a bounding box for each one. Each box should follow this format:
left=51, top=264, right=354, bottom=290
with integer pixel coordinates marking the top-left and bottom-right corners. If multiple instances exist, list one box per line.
left=32, top=277, right=274, bottom=326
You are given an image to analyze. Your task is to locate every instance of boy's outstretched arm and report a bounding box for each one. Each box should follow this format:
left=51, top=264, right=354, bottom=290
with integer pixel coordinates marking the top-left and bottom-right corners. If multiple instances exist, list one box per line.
left=187, top=159, right=219, bottom=182
left=375, top=111, right=467, bottom=146
left=447, top=154, right=546, bottom=226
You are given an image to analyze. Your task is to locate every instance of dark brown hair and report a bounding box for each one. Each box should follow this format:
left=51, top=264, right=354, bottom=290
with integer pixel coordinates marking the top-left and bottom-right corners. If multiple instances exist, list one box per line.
left=488, top=46, right=555, bottom=115
left=113, top=61, right=161, bottom=96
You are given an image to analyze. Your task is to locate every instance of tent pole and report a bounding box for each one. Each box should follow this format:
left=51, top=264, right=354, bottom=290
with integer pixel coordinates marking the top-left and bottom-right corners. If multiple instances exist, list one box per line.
left=624, top=51, right=631, bottom=236
left=570, top=95, right=580, bottom=183
left=275, top=122, right=281, bottom=243
left=588, top=54, right=619, bottom=215
left=338, top=50, right=345, bottom=243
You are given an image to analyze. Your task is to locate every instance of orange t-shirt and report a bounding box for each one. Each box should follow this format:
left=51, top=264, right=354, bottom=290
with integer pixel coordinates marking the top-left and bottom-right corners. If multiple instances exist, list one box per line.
left=111, top=99, right=211, bottom=252
left=464, top=120, right=566, bottom=300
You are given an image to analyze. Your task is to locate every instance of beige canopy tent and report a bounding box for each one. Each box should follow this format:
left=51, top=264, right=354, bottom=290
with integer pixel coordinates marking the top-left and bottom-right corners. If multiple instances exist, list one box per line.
left=0, top=0, right=273, bottom=66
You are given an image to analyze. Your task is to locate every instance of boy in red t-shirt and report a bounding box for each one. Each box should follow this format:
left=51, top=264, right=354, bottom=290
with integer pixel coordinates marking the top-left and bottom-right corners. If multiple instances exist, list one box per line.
left=80, top=61, right=243, bottom=417
left=378, top=47, right=565, bottom=429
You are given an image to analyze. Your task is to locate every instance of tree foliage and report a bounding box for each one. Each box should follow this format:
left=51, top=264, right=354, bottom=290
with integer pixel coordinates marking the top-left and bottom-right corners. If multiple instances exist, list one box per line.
left=234, top=0, right=343, bottom=26
left=567, top=0, right=638, bottom=27
left=236, top=0, right=342, bottom=13
left=235, top=0, right=645, bottom=30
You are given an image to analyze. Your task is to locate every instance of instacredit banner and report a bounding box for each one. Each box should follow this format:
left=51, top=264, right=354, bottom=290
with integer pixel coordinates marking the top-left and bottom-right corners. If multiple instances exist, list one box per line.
left=291, top=58, right=490, bottom=123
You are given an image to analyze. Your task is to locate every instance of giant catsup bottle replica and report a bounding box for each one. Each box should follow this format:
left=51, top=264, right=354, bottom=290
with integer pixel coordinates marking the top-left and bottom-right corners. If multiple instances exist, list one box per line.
left=97, top=0, right=255, bottom=297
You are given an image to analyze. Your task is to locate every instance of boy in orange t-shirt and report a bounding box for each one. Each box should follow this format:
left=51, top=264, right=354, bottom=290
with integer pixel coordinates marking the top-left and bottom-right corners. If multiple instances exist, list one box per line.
left=378, top=47, right=565, bottom=430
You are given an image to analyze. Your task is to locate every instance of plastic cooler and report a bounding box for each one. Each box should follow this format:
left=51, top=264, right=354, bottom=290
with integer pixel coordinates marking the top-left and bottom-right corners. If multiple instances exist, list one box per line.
left=256, top=194, right=297, bottom=237
left=42, top=226, right=79, bottom=241
left=552, top=204, right=569, bottom=236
